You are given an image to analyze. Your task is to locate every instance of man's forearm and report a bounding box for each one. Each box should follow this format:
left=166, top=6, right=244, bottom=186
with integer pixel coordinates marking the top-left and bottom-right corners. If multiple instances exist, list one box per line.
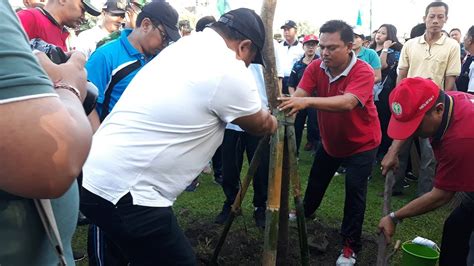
left=387, top=139, right=408, bottom=156
left=395, top=188, right=455, bottom=220
left=444, top=76, right=456, bottom=91
left=396, top=69, right=408, bottom=85
left=306, top=94, right=358, bottom=112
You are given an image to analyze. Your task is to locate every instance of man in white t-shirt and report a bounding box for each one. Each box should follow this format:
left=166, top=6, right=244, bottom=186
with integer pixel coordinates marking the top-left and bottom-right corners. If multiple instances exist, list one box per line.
left=80, top=8, right=277, bottom=264
left=278, top=19, right=304, bottom=95
left=75, top=0, right=126, bottom=59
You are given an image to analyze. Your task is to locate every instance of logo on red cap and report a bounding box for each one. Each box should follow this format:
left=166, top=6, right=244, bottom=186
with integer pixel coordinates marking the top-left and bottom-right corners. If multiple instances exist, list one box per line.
left=391, top=102, right=402, bottom=116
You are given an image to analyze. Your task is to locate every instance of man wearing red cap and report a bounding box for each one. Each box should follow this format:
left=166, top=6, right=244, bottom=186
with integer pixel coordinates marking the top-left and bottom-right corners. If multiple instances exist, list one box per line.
left=279, top=20, right=381, bottom=265
left=379, top=77, right=474, bottom=265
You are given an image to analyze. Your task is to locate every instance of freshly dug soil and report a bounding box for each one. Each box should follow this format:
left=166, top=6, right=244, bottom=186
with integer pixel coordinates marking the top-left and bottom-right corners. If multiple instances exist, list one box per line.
left=184, top=218, right=378, bottom=265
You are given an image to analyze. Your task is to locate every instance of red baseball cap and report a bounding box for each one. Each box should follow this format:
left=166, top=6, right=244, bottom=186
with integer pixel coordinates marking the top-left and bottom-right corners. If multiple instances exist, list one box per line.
left=303, top=34, right=319, bottom=44
left=388, top=77, right=440, bottom=140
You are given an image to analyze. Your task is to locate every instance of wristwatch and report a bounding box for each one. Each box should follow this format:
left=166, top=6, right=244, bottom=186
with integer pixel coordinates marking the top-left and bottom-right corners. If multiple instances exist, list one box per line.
left=382, top=48, right=389, bottom=53
left=389, top=212, right=402, bottom=224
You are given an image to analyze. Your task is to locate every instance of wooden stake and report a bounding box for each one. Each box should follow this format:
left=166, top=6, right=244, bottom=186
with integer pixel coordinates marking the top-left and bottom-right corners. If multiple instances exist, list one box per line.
left=263, top=109, right=285, bottom=265
left=276, top=125, right=290, bottom=265
left=210, top=136, right=269, bottom=265
left=285, top=116, right=310, bottom=266
left=376, top=170, right=395, bottom=266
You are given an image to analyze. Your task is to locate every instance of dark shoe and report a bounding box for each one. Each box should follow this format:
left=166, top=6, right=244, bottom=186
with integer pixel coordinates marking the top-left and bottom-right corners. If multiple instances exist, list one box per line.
left=214, top=206, right=231, bottom=225
left=402, top=179, right=410, bottom=188
left=213, top=175, right=223, bottom=186
left=185, top=178, right=199, bottom=192
left=73, top=250, right=86, bottom=262
left=304, top=142, right=314, bottom=151
left=254, top=207, right=266, bottom=229
left=405, top=172, right=418, bottom=182
left=336, top=166, right=347, bottom=175
left=77, top=211, right=90, bottom=226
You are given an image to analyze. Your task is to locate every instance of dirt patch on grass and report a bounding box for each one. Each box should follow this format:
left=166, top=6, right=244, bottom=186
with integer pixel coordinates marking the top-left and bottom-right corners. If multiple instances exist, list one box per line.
left=184, top=219, right=378, bottom=265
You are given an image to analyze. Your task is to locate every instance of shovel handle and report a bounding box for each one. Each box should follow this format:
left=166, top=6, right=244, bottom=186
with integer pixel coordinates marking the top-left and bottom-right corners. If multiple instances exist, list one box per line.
left=394, top=240, right=401, bottom=250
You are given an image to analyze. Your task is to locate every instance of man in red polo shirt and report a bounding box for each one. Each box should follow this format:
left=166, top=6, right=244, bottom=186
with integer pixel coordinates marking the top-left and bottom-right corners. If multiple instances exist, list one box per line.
left=278, top=20, right=381, bottom=265
left=17, top=0, right=100, bottom=51
left=379, top=77, right=474, bottom=265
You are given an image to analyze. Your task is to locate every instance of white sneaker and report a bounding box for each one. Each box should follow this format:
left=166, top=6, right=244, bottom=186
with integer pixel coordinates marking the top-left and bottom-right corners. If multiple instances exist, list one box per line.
left=335, top=247, right=356, bottom=265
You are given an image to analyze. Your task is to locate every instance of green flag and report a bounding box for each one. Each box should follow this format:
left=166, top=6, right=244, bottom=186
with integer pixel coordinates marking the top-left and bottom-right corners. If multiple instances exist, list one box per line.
left=217, top=0, right=230, bottom=15
left=356, top=10, right=362, bottom=26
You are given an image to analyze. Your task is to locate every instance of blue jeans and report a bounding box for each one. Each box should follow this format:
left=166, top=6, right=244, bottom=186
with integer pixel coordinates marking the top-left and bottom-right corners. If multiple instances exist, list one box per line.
left=303, top=145, right=377, bottom=252
left=80, top=189, right=196, bottom=265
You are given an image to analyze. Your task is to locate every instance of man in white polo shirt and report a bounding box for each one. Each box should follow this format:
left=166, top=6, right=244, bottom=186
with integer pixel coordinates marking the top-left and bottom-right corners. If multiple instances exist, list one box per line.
left=80, top=8, right=277, bottom=264
left=278, top=19, right=304, bottom=95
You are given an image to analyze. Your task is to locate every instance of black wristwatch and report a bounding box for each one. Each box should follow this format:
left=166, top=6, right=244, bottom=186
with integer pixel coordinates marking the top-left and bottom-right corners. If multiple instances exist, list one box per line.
left=389, top=212, right=402, bottom=224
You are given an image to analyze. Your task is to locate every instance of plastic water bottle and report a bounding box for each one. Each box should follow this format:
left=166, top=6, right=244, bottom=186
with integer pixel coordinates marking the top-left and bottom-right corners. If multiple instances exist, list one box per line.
left=412, top=236, right=438, bottom=249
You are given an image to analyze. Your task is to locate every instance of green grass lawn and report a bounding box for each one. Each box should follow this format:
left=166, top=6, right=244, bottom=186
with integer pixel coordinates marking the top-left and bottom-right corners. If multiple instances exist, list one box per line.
left=73, top=140, right=450, bottom=265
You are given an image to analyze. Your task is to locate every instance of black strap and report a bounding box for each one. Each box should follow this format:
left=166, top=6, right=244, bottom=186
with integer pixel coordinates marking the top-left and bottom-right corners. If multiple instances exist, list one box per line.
left=100, top=60, right=142, bottom=121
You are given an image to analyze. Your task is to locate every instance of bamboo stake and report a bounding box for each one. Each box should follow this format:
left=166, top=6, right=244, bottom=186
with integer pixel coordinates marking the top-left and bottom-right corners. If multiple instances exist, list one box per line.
left=260, top=0, right=280, bottom=107
left=276, top=126, right=290, bottom=265
left=210, top=136, right=269, bottom=265
left=263, top=109, right=285, bottom=265
left=259, top=1, right=282, bottom=265
left=285, top=116, right=310, bottom=266
left=376, top=170, right=395, bottom=266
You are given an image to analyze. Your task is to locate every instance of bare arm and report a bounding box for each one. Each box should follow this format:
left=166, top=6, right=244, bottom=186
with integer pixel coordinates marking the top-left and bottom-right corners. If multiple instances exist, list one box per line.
left=288, top=86, right=296, bottom=95
left=378, top=187, right=454, bottom=242
left=277, top=88, right=359, bottom=115
left=444, top=76, right=457, bottom=91
left=381, top=139, right=408, bottom=175
left=396, top=68, right=408, bottom=85
left=232, top=109, right=278, bottom=136
left=395, top=188, right=455, bottom=219
left=0, top=53, right=92, bottom=198
left=88, top=109, right=101, bottom=133
left=379, top=51, right=389, bottom=70
left=374, top=68, right=382, bottom=83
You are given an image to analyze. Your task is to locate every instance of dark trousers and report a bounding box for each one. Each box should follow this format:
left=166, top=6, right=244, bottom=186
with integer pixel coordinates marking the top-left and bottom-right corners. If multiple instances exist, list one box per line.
left=375, top=89, right=393, bottom=160
left=222, top=129, right=270, bottom=209
left=80, top=189, right=196, bottom=266
left=282, top=77, right=290, bottom=95
left=303, top=145, right=377, bottom=252
left=294, top=107, right=319, bottom=154
left=439, top=200, right=474, bottom=265
left=88, top=224, right=128, bottom=266
left=211, top=144, right=223, bottom=179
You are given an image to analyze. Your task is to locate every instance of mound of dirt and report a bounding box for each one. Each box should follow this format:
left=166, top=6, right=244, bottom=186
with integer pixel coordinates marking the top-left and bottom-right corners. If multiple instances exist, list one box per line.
left=184, top=219, right=378, bottom=265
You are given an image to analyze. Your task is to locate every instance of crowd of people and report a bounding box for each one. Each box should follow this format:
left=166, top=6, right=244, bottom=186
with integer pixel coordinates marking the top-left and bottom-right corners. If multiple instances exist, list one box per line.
left=1, top=0, right=473, bottom=265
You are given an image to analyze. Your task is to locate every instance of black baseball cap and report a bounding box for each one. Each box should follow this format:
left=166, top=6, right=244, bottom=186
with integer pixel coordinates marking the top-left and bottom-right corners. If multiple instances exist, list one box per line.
left=139, top=2, right=180, bottom=42
left=102, top=0, right=127, bottom=15
left=281, top=20, right=297, bottom=29
left=82, top=0, right=101, bottom=16
left=217, top=8, right=266, bottom=66
left=196, top=16, right=216, bottom=32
